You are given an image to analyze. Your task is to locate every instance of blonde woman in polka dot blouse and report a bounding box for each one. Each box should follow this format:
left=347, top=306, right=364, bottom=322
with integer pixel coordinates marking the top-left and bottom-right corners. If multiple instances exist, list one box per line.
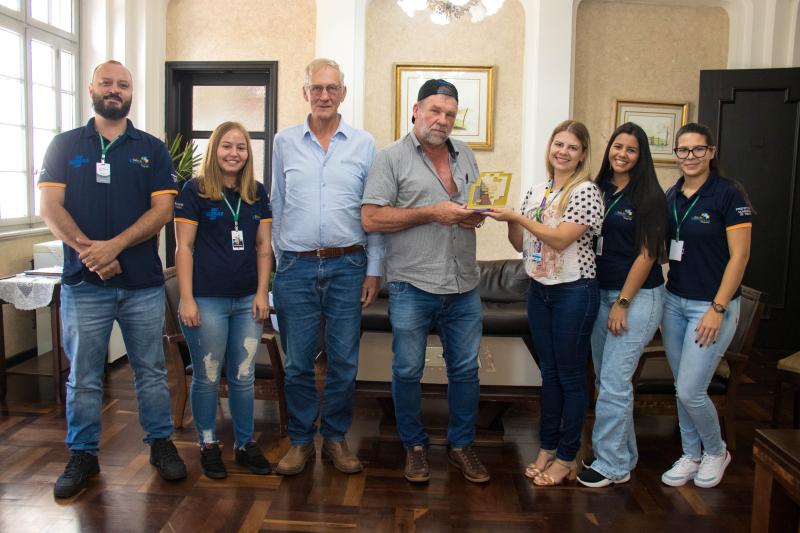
left=488, top=120, right=603, bottom=486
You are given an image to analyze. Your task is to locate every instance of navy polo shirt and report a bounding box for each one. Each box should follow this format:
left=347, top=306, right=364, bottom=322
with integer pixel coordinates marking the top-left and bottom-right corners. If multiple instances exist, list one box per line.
left=596, top=181, right=664, bottom=291
left=665, top=172, right=753, bottom=302
left=174, top=178, right=272, bottom=298
left=37, top=118, right=178, bottom=289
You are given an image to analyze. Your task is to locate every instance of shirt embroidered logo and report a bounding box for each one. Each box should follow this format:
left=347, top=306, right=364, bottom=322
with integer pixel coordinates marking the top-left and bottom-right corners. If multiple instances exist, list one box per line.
left=691, top=212, right=711, bottom=223
left=129, top=156, right=150, bottom=168
left=205, top=208, right=224, bottom=220
left=69, top=156, right=89, bottom=168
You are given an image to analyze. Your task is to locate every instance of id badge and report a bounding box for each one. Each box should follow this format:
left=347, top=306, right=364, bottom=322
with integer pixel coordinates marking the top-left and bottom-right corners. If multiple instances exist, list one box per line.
left=596, top=236, right=604, bottom=256
left=96, top=163, right=110, bottom=184
left=231, top=230, right=244, bottom=250
left=669, top=239, right=684, bottom=261
left=530, top=240, right=543, bottom=262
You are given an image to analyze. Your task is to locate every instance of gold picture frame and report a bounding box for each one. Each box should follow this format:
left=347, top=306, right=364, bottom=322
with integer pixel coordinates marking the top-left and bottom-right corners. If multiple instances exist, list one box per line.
left=614, top=100, right=688, bottom=164
left=395, top=64, right=494, bottom=149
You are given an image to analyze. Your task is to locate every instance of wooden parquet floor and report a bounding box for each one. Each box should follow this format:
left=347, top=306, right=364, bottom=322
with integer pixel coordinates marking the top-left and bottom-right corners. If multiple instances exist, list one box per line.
left=0, top=346, right=795, bottom=533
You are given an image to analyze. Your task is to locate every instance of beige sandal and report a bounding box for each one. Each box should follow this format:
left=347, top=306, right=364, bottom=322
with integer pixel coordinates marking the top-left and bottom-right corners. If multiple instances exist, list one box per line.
left=533, top=458, right=577, bottom=486
left=525, top=448, right=556, bottom=479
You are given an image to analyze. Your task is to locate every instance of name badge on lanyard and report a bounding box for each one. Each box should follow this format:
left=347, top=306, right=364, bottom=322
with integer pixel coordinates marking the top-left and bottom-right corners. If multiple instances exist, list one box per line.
left=671, top=195, right=699, bottom=262
left=669, top=239, right=684, bottom=261
left=596, top=192, right=623, bottom=257
left=231, top=230, right=244, bottom=250
left=222, top=192, right=244, bottom=251
left=96, top=163, right=110, bottom=184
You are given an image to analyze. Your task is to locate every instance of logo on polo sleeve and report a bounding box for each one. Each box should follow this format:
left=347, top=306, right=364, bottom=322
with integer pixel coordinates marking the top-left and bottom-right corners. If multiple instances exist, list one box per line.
left=130, top=156, right=150, bottom=168
left=69, top=155, right=89, bottom=168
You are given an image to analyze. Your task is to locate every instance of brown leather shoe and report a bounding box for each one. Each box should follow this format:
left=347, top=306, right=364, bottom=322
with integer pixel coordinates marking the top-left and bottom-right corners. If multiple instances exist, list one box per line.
left=276, top=443, right=315, bottom=475
left=404, top=445, right=430, bottom=482
left=449, top=445, right=490, bottom=483
left=321, top=440, right=362, bottom=473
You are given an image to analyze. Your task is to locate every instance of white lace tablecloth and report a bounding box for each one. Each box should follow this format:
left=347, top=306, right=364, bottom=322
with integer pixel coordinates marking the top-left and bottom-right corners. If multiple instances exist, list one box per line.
left=0, top=275, right=60, bottom=310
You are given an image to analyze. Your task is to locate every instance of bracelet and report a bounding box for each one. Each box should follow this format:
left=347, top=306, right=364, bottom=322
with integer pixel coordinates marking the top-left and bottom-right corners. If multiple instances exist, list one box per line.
left=711, top=301, right=725, bottom=313
left=476, top=220, right=485, bottom=229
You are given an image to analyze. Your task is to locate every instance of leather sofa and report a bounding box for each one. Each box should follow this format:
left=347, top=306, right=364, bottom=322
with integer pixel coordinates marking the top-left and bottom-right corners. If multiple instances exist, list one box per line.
left=360, top=259, right=538, bottom=362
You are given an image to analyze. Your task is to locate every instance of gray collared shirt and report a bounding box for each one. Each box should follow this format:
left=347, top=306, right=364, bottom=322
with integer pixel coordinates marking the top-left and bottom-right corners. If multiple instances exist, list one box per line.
left=362, top=131, right=480, bottom=295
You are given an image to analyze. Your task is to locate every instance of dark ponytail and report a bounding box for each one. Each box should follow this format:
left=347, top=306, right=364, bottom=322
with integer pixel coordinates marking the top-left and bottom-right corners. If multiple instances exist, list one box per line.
left=595, top=122, right=668, bottom=261
left=674, top=123, right=755, bottom=212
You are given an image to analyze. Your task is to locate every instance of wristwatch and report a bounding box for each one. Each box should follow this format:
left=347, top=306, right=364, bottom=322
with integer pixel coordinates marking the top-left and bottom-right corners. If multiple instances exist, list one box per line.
left=615, top=296, right=630, bottom=308
left=711, top=301, right=725, bottom=313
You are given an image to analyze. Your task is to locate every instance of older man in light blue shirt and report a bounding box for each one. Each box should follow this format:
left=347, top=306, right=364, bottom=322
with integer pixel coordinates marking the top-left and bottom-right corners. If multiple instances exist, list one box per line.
left=271, top=58, right=383, bottom=476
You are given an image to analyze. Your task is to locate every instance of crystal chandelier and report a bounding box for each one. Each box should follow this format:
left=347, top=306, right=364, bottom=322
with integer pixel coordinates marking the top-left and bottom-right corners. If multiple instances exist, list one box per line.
left=397, top=0, right=505, bottom=25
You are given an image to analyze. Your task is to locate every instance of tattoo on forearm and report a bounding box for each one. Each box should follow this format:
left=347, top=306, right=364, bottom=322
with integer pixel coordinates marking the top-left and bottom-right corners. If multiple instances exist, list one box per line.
left=258, top=252, right=272, bottom=259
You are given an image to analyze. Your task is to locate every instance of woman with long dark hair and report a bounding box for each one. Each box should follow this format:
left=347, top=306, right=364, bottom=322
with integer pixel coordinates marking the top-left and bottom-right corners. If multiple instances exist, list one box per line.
left=577, top=123, right=668, bottom=488
left=174, top=121, right=274, bottom=479
left=488, top=120, right=603, bottom=486
left=659, top=123, right=751, bottom=489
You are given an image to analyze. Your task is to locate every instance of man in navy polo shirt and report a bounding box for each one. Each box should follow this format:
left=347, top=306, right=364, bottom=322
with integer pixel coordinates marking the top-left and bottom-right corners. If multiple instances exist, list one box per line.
left=38, top=60, right=186, bottom=498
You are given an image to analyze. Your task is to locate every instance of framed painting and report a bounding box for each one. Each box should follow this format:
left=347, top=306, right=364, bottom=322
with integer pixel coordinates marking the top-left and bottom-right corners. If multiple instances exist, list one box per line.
left=395, top=64, right=494, bottom=149
left=614, top=101, right=688, bottom=164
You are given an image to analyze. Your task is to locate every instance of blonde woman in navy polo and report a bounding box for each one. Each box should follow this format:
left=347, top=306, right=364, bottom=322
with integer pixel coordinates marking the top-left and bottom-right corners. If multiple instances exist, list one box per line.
left=660, top=123, right=752, bottom=489
left=577, top=123, right=668, bottom=488
left=174, top=122, right=274, bottom=479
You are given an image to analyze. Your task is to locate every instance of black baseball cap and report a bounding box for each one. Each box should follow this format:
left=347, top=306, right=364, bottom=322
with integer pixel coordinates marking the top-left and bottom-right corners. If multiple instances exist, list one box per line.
left=412, top=79, right=458, bottom=124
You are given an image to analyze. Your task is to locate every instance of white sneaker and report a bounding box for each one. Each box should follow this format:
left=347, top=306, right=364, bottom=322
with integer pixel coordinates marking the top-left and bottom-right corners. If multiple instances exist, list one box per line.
left=694, top=450, right=731, bottom=488
left=661, top=455, right=700, bottom=486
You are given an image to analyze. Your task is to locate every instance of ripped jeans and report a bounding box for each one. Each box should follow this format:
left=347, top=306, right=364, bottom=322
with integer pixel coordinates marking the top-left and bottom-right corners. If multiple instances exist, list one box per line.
left=180, top=294, right=263, bottom=449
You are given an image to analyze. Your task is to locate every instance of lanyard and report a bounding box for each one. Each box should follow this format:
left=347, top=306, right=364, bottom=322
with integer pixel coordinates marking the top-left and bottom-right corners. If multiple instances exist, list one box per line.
left=98, top=132, right=123, bottom=163
left=535, top=179, right=566, bottom=222
left=603, top=193, right=623, bottom=219
left=221, top=190, right=242, bottom=231
left=673, top=195, right=700, bottom=241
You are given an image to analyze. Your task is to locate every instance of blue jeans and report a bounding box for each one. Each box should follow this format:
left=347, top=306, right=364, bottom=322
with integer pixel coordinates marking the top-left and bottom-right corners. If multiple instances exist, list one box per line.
left=61, top=282, right=173, bottom=453
left=388, top=283, right=482, bottom=449
left=527, top=278, right=599, bottom=462
left=661, top=290, right=740, bottom=460
left=273, top=250, right=367, bottom=445
left=180, top=294, right=263, bottom=449
left=589, top=286, right=664, bottom=481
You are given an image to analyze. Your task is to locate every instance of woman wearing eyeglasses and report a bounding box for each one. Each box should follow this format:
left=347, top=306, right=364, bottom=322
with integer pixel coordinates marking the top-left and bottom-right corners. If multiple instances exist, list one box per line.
left=659, top=123, right=752, bottom=489
left=488, top=120, right=603, bottom=486
left=576, top=123, right=668, bottom=488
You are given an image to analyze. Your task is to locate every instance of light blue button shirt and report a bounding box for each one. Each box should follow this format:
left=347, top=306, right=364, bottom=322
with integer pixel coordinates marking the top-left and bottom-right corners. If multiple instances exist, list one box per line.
left=271, top=115, right=384, bottom=276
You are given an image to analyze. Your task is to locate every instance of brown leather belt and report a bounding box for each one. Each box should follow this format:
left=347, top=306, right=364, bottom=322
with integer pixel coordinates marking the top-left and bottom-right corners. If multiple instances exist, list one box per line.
left=291, top=245, right=365, bottom=259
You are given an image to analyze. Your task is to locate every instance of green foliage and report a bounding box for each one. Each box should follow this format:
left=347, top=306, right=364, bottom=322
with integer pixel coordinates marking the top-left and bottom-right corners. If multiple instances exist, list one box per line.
left=166, top=134, right=202, bottom=184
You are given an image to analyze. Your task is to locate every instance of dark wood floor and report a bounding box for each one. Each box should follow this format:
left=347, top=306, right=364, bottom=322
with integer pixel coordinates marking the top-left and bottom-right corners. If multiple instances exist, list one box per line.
left=0, top=345, right=795, bottom=532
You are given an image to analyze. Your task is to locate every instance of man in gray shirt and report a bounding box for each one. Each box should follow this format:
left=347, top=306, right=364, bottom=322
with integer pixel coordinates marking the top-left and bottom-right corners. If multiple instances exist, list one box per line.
left=361, top=79, right=489, bottom=484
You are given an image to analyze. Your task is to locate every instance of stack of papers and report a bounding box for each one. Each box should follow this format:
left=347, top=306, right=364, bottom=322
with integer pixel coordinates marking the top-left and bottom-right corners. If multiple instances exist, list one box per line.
left=24, top=266, right=63, bottom=277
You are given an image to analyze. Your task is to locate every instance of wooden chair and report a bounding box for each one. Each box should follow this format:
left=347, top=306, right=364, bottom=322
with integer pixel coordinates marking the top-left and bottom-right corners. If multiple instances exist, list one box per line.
left=631, top=285, right=768, bottom=451
left=162, top=267, right=288, bottom=437
left=771, top=351, right=800, bottom=429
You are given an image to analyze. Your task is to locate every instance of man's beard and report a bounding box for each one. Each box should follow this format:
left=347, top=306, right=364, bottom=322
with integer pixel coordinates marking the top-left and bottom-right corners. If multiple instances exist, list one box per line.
left=420, top=124, right=449, bottom=146
left=92, top=93, right=131, bottom=120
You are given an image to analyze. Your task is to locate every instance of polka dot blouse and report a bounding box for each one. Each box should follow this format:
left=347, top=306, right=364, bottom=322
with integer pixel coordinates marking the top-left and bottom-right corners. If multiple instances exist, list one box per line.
left=520, top=180, right=604, bottom=285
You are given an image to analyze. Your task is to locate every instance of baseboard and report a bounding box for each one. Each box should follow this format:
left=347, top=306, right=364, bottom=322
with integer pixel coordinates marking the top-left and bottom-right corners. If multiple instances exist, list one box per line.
left=4, top=347, right=37, bottom=368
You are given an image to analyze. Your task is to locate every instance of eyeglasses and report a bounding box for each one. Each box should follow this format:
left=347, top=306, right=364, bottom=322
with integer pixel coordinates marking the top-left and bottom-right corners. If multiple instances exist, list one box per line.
left=674, top=146, right=709, bottom=159
left=307, top=84, right=342, bottom=97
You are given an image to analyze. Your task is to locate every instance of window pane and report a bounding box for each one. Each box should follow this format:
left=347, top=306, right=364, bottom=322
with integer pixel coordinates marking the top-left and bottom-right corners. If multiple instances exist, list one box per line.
left=30, top=0, right=48, bottom=23
left=60, top=50, right=73, bottom=91
left=191, top=138, right=210, bottom=173
left=0, top=124, right=25, bottom=172
left=61, top=92, right=74, bottom=130
left=56, top=0, right=72, bottom=32
left=33, top=128, right=53, bottom=178
left=0, top=172, right=28, bottom=219
left=0, top=78, right=23, bottom=126
left=0, top=28, right=21, bottom=79
left=31, top=40, right=53, bottom=87
left=32, top=85, right=55, bottom=129
left=192, top=86, right=266, bottom=132
left=251, top=139, right=264, bottom=184
left=0, top=0, right=20, bottom=10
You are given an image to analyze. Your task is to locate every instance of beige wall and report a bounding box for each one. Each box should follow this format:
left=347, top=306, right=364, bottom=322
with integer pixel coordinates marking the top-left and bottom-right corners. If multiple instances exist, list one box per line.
left=364, top=0, right=525, bottom=260
left=573, top=1, right=729, bottom=190
left=0, top=232, right=55, bottom=357
left=166, top=0, right=316, bottom=132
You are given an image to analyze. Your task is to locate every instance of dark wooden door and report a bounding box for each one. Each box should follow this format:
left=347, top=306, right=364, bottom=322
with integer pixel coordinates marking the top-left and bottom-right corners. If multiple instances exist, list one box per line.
left=699, top=68, right=800, bottom=349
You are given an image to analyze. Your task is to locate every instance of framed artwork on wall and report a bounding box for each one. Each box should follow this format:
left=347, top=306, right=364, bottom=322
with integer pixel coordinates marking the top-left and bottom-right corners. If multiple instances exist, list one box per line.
left=614, top=101, right=688, bottom=164
left=395, top=64, right=494, bottom=149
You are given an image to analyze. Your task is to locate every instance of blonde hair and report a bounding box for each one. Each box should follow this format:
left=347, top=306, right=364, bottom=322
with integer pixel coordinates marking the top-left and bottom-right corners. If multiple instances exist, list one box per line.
left=545, top=120, right=593, bottom=217
left=304, top=58, right=345, bottom=87
left=197, top=121, right=259, bottom=204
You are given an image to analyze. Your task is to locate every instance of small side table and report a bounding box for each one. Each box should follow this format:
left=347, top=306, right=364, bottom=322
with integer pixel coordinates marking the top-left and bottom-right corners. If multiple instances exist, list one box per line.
left=0, top=279, right=68, bottom=404
left=752, top=429, right=800, bottom=533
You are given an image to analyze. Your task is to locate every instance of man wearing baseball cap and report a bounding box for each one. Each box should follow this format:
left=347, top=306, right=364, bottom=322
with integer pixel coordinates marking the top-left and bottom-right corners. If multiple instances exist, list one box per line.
left=361, top=79, right=489, bottom=483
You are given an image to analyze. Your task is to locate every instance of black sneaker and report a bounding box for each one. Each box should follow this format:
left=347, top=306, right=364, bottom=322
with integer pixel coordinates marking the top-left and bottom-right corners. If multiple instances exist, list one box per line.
left=54, top=450, right=100, bottom=498
left=200, top=443, right=227, bottom=479
left=150, top=438, right=187, bottom=480
left=577, top=467, right=630, bottom=488
left=235, top=442, right=272, bottom=475
left=582, top=456, right=596, bottom=469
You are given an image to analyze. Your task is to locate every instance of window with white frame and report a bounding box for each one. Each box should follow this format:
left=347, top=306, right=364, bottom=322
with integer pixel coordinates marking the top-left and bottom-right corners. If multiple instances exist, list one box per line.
left=0, top=0, right=78, bottom=229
